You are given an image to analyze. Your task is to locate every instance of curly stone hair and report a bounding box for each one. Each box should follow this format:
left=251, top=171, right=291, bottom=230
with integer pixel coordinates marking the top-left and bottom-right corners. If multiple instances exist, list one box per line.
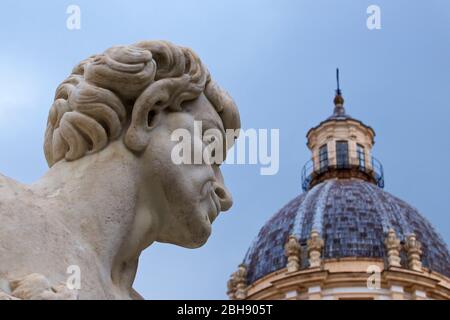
left=44, top=40, right=240, bottom=167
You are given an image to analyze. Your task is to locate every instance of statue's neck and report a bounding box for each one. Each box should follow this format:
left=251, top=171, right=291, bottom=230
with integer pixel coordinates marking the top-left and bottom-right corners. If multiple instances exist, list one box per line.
left=31, top=141, right=159, bottom=298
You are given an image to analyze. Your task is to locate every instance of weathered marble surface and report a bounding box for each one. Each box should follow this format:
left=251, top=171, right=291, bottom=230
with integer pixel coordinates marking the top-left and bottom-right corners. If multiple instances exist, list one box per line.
left=0, top=41, right=240, bottom=300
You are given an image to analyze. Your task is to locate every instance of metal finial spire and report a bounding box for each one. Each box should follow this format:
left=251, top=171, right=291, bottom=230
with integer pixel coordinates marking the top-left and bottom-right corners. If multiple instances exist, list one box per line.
left=333, top=68, right=345, bottom=110
left=336, top=68, right=342, bottom=95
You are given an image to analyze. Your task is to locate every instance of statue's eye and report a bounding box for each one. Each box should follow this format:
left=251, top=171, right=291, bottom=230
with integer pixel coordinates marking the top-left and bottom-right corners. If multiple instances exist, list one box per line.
left=203, top=134, right=216, bottom=145
left=203, top=135, right=217, bottom=159
left=202, top=131, right=225, bottom=165
left=209, top=137, right=216, bottom=157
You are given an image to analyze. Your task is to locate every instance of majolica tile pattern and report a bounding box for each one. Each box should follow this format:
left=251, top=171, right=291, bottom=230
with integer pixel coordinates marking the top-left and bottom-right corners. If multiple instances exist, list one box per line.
left=243, top=180, right=450, bottom=284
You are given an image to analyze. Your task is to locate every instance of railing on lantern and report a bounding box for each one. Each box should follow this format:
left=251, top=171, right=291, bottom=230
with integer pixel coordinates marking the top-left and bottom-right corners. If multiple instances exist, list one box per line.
left=301, top=153, right=384, bottom=192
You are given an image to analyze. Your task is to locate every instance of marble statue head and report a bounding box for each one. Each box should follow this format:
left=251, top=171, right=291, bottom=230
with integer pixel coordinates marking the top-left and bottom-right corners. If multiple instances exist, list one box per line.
left=0, top=40, right=240, bottom=299
left=0, top=40, right=241, bottom=300
left=43, top=41, right=240, bottom=249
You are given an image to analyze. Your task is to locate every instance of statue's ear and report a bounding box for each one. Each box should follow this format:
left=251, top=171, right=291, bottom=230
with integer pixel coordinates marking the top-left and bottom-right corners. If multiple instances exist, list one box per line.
left=124, top=83, right=164, bottom=152
left=124, top=75, right=196, bottom=152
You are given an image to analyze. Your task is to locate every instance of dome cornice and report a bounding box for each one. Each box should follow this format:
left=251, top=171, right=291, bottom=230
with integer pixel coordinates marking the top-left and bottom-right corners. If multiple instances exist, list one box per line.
left=306, top=117, right=376, bottom=145
left=244, top=258, right=450, bottom=300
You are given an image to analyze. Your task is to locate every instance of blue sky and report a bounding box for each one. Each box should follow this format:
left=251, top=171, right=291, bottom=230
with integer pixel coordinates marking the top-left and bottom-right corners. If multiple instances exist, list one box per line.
left=0, top=0, right=449, bottom=299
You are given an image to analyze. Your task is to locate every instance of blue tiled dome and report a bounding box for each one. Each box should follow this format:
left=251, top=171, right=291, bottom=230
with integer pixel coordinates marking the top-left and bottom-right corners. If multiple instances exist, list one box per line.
left=243, top=179, right=450, bottom=284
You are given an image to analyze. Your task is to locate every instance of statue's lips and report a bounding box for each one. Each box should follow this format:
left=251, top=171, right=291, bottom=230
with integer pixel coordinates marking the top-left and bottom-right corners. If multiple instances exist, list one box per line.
left=201, top=180, right=221, bottom=223
left=209, top=190, right=221, bottom=223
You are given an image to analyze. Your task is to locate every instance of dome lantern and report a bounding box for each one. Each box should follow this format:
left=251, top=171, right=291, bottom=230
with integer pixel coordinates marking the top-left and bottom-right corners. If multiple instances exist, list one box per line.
left=302, top=69, right=384, bottom=191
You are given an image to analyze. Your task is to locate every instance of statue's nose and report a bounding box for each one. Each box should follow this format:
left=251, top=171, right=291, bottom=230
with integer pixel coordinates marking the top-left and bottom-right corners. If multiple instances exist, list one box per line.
left=213, top=182, right=233, bottom=212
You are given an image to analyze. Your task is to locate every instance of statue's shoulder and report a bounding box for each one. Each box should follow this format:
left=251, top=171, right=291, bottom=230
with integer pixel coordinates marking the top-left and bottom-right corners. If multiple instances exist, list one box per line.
left=0, top=173, right=29, bottom=221
left=0, top=173, right=26, bottom=196
left=0, top=172, right=9, bottom=184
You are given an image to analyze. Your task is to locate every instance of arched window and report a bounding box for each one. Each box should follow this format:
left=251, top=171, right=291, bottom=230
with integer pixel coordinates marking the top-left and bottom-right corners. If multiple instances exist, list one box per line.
left=336, top=141, right=349, bottom=168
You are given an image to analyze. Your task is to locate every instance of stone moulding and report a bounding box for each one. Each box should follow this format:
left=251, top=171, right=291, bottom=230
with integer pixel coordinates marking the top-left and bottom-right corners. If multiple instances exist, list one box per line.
left=243, top=258, right=450, bottom=300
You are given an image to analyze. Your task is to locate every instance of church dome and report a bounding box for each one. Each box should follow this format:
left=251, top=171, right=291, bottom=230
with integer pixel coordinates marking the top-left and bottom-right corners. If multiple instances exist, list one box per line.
left=243, top=179, right=450, bottom=284
left=227, top=71, right=450, bottom=300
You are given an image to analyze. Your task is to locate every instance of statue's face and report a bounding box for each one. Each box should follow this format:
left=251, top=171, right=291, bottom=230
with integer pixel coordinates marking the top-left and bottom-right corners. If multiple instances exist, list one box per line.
left=140, top=93, right=233, bottom=248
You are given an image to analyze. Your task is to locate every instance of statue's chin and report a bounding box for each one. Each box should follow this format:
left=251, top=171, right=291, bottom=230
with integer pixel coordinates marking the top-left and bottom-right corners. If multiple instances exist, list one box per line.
left=158, top=216, right=212, bottom=249
left=178, top=224, right=212, bottom=249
